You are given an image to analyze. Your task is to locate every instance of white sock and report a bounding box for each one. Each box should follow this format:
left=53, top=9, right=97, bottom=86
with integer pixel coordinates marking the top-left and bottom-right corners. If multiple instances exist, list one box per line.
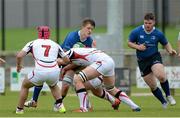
left=119, top=92, right=139, bottom=109
left=77, top=91, right=88, bottom=111
left=102, top=90, right=115, bottom=104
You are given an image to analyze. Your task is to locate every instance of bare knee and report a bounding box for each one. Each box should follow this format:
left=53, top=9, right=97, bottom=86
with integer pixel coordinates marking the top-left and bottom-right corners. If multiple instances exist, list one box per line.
left=73, top=74, right=83, bottom=86
left=156, top=74, right=166, bottom=83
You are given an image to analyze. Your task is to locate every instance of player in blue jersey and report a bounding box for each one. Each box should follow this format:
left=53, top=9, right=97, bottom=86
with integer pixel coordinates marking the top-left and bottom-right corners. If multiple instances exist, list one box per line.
left=128, top=13, right=176, bottom=108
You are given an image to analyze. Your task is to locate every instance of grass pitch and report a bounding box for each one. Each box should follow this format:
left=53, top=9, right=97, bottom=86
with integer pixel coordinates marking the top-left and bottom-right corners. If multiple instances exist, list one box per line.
left=0, top=26, right=179, bottom=51
left=0, top=88, right=180, bottom=117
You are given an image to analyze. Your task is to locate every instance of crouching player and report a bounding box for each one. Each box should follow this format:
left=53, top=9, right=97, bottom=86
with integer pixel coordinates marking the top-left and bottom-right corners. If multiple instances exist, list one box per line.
left=15, top=26, right=70, bottom=114
left=59, top=67, right=121, bottom=111
left=59, top=48, right=141, bottom=112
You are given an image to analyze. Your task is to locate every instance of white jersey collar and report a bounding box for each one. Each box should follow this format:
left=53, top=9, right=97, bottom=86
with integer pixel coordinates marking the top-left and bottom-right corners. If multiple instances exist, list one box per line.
left=78, top=30, right=87, bottom=42
left=142, top=25, right=155, bottom=34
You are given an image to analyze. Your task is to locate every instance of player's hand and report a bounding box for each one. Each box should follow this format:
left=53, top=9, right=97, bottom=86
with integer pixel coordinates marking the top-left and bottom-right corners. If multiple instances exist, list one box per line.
left=60, top=68, right=66, bottom=79
left=138, top=44, right=146, bottom=51
left=169, top=49, right=177, bottom=56
left=16, top=65, right=23, bottom=73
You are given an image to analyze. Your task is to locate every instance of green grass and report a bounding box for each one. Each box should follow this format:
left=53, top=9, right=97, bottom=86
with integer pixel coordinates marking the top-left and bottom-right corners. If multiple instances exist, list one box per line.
left=0, top=27, right=107, bottom=51
left=0, top=26, right=179, bottom=51
left=0, top=87, right=180, bottom=117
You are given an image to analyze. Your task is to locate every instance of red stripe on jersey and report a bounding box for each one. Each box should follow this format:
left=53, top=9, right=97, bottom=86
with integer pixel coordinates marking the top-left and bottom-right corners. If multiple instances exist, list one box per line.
left=29, top=70, right=34, bottom=80
left=72, top=52, right=88, bottom=61
left=36, top=61, right=57, bottom=68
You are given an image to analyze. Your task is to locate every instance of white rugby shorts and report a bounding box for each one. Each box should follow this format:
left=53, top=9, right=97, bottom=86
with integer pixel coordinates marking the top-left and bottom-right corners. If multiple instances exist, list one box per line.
left=28, top=68, right=60, bottom=87
left=90, top=54, right=115, bottom=76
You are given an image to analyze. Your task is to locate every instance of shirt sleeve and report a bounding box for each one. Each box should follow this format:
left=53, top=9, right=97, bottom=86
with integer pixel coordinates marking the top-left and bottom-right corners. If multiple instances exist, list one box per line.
left=62, top=34, right=75, bottom=51
left=158, top=32, right=168, bottom=46
left=128, top=29, right=138, bottom=43
left=22, top=41, right=34, bottom=54
left=58, top=45, right=67, bottom=58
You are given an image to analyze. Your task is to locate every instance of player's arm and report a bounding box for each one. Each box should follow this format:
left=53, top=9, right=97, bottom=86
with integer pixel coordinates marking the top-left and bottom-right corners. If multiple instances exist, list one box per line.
left=0, top=58, right=6, bottom=64
left=16, top=41, right=33, bottom=72
left=58, top=45, right=70, bottom=65
left=163, top=43, right=177, bottom=56
left=16, top=50, right=27, bottom=72
left=128, top=41, right=146, bottom=51
left=57, top=58, right=69, bottom=66
left=60, top=63, right=78, bottom=78
left=128, top=29, right=146, bottom=51
left=92, top=40, right=96, bottom=47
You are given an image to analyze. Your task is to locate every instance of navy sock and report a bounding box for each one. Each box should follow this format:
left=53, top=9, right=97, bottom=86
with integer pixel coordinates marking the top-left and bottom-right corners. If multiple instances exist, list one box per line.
left=160, top=80, right=170, bottom=97
left=152, top=87, right=167, bottom=104
left=62, top=95, right=66, bottom=100
left=55, top=98, right=62, bottom=104
left=32, top=86, right=43, bottom=102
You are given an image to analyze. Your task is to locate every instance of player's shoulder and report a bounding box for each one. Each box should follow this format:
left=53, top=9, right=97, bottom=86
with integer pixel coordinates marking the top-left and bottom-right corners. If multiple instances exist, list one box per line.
left=154, top=28, right=163, bottom=33
left=25, top=40, right=35, bottom=46
left=153, top=28, right=164, bottom=36
left=65, top=30, right=79, bottom=41
left=135, top=25, right=143, bottom=31
left=131, top=25, right=142, bottom=33
left=67, top=30, right=78, bottom=37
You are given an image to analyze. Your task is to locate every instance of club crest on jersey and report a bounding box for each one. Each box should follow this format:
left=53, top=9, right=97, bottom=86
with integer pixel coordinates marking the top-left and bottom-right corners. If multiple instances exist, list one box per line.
left=140, top=35, right=144, bottom=39
left=151, top=36, right=156, bottom=40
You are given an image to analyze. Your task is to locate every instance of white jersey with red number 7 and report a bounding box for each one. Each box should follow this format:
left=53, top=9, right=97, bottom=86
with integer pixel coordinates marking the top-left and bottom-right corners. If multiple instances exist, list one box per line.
left=22, top=39, right=66, bottom=70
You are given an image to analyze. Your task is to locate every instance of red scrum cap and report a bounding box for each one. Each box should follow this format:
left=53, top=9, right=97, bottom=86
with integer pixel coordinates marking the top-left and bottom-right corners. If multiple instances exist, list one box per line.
left=37, top=26, right=50, bottom=39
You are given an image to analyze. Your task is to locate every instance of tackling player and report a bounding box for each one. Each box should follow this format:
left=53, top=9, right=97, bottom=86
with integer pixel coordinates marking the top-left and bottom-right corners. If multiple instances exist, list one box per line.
left=59, top=48, right=141, bottom=112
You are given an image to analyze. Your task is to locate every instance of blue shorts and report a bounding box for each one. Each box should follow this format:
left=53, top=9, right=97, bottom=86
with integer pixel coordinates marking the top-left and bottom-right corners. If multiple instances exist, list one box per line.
left=137, top=52, right=163, bottom=77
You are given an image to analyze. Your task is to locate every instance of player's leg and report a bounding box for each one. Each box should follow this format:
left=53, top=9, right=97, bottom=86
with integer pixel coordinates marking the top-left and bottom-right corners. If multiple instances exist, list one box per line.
left=61, top=69, right=93, bottom=111
left=49, top=84, right=66, bottom=113
left=103, top=75, right=140, bottom=111
left=16, top=76, right=34, bottom=114
left=85, top=78, right=120, bottom=110
left=152, top=63, right=176, bottom=105
left=24, top=86, right=42, bottom=108
left=73, top=66, right=101, bottom=112
left=47, top=69, right=66, bottom=113
left=143, top=72, right=168, bottom=108
left=61, top=70, right=74, bottom=100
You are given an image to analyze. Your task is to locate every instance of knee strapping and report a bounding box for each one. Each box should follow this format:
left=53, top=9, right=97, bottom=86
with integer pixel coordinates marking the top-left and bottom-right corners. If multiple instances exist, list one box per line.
left=78, top=71, right=88, bottom=82
left=63, top=75, right=73, bottom=85
left=89, top=77, right=103, bottom=89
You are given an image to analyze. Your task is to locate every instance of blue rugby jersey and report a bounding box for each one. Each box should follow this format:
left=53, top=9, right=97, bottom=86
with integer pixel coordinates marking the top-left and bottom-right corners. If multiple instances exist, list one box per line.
left=61, top=30, right=93, bottom=51
left=129, top=25, right=168, bottom=60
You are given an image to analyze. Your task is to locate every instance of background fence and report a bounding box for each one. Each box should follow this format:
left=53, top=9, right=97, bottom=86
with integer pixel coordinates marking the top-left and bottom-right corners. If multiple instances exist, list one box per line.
left=1, top=0, right=180, bottom=29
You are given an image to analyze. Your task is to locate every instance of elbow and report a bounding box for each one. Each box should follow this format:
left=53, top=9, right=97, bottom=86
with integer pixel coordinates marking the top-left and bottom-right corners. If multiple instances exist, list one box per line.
left=127, top=41, right=131, bottom=48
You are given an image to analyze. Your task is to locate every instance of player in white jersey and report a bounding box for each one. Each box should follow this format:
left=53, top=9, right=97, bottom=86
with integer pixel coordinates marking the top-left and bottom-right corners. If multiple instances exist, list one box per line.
left=15, top=26, right=70, bottom=114
left=59, top=48, right=141, bottom=112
